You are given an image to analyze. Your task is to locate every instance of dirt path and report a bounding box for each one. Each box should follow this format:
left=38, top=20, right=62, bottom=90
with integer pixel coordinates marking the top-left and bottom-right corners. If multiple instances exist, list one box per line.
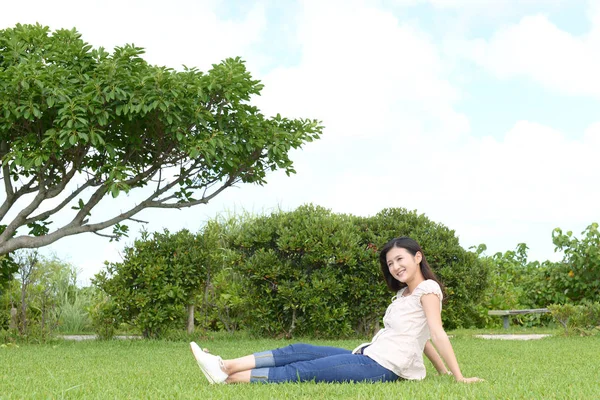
left=474, top=334, right=551, bottom=340
left=58, top=335, right=142, bottom=341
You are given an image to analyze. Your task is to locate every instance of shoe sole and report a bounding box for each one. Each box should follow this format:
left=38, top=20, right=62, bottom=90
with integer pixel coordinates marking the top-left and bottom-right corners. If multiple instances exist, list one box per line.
left=190, top=342, right=218, bottom=384
left=190, top=342, right=226, bottom=385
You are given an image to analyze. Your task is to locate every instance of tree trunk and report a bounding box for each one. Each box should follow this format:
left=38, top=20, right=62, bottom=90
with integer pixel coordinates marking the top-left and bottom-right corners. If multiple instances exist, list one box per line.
left=187, top=304, right=195, bottom=334
left=9, top=306, right=18, bottom=330
left=19, top=282, right=27, bottom=335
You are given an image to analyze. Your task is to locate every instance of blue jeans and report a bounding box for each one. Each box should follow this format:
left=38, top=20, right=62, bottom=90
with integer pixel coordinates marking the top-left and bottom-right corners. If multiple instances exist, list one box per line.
left=249, top=343, right=399, bottom=383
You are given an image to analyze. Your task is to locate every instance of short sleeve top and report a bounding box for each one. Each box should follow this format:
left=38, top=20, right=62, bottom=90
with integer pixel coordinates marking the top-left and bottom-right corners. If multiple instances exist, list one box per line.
left=352, top=279, right=443, bottom=380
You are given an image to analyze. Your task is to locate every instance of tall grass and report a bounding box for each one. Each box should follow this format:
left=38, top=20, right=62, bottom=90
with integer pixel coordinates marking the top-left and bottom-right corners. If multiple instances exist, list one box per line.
left=54, top=293, right=92, bottom=334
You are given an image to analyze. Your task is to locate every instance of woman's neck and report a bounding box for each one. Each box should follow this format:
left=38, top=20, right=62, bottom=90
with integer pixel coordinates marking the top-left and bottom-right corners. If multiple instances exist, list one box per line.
left=404, top=276, right=425, bottom=295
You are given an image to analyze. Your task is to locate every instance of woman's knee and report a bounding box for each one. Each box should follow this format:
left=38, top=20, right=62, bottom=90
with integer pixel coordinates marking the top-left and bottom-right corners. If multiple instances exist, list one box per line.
left=286, top=343, right=314, bottom=352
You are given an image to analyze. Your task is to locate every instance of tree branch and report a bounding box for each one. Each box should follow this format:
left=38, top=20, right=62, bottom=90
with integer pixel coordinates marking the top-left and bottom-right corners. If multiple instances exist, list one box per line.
left=69, top=184, right=109, bottom=227
left=45, top=146, right=89, bottom=199
left=22, top=180, right=94, bottom=226
left=93, top=231, right=117, bottom=239
left=1, top=141, right=14, bottom=199
left=0, top=173, right=239, bottom=255
left=0, top=185, right=48, bottom=243
left=128, top=217, right=148, bottom=224
left=148, top=175, right=238, bottom=209
left=1, top=145, right=87, bottom=224
left=0, top=176, right=38, bottom=222
left=68, top=160, right=166, bottom=226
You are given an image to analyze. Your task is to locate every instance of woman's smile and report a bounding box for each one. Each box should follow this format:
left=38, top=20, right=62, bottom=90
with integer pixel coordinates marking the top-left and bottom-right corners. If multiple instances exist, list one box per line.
left=387, top=246, right=419, bottom=282
left=395, top=268, right=406, bottom=281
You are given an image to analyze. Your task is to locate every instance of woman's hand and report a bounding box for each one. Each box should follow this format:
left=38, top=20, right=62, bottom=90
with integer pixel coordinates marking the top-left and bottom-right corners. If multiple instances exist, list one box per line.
left=456, top=376, right=484, bottom=383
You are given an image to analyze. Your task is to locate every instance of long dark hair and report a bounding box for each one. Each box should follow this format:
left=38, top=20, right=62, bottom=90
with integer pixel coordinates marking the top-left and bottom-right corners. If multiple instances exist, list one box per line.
left=379, top=236, right=445, bottom=295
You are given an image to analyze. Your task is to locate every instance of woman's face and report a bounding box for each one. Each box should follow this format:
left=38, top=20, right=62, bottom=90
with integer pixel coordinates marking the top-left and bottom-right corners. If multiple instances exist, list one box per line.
left=386, top=246, right=422, bottom=283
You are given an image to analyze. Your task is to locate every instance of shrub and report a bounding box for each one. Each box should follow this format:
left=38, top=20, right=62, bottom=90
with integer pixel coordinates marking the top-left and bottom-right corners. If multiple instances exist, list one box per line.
left=520, top=260, right=569, bottom=308
left=227, top=205, right=358, bottom=338
left=202, top=267, right=248, bottom=333
left=478, top=244, right=556, bottom=328
left=89, top=295, right=120, bottom=340
left=90, top=204, right=489, bottom=338
left=549, top=302, right=600, bottom=336
left=225, top=205, right=488, bottom=337
left=93, top=229, right=209, bottom=338
left=552, top=223, right=600, bottom=304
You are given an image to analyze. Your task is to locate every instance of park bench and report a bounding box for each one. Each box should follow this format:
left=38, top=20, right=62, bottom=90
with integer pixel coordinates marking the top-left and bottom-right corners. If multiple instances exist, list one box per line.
left=488, top=308, right=550, bottom=329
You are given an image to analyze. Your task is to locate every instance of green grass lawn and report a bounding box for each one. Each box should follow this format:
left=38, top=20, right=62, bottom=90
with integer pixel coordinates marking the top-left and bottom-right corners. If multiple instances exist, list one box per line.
left=1, top=332, right=598, bottom=399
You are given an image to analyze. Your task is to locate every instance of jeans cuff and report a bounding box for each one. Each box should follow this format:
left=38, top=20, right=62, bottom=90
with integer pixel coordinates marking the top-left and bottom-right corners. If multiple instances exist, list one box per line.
left=250, top=367, right=269, bottom=383
left=253, top=350, right=275, bottom=368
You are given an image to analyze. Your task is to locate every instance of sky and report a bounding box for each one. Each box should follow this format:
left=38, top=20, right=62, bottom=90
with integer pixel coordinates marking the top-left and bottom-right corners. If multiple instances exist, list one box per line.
left=2, top=0, right=599, bottom=285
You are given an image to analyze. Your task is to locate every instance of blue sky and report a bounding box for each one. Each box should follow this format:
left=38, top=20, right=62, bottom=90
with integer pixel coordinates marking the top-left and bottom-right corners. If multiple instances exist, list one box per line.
left=2, top=0, right=599, bottom=284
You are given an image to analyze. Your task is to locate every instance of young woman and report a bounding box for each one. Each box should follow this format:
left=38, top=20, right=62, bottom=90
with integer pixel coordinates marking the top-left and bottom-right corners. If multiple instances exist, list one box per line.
left=190, top=236, right=483, bottom=384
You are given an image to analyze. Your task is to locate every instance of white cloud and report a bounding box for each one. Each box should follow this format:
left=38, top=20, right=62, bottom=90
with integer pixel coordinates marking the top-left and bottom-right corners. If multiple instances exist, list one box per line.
left=389, top=0, right=568, bottom=18
left=255, top=0, right=468, bottom=142
left=433, top=0, right=566, bottom=9
left=453, top=10, right=600, bottom=97
left=2, top=0, right=599, bottom=282
left=317, top=118, right=600, bottom=261
left=0, top=0, right=266, bottom=70
left=244, top=0, right=600, bottom=262
left=584, top=122, right=600, bottom=144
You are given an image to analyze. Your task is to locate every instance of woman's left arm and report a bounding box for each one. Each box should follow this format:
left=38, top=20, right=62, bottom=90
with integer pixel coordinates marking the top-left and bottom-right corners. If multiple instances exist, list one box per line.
left=421, top=293, right=484, bottom=383
left=424, top=340, right=448, bottom=375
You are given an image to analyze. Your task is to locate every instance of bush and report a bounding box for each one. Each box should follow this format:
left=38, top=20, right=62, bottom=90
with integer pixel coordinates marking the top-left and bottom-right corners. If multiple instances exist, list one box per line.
left=478, top=244, right=556, bottom=328
left=93, top=229, right=208, bottom=338
left=89, top=295, right=120, bottom=340
left=520, top=260, right=569, bottom=308
left=225, top=205, right=488, bottom=337
left=552, top=223, right=600, bottom=304
left=90, top=204, right=489, bottom=338
left=201, top=267, right=248, bottom=333
left=54, top=285, right=94, bottom=334
left=508, top=222, right=600, bottom=317
left=549, top=302, right=600, bottom=336
left=227, top=205, right=359, bottom=338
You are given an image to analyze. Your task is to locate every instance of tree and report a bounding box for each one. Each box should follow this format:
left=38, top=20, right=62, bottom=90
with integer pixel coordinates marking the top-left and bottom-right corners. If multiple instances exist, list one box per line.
left=14, top=249, right=40, bottom=335
left=1, top=250, right=78, bottom=337
left=0, top=24, right=322, bottom=261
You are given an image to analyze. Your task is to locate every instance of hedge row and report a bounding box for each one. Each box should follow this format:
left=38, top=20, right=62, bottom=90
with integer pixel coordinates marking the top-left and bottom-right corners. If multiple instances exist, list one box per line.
left=95, top=205, right=488, bottom=338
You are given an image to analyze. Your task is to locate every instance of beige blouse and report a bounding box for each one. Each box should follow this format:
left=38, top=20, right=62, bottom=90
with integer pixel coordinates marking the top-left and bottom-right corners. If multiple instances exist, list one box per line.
left=352, top=279, right=443, bottom=380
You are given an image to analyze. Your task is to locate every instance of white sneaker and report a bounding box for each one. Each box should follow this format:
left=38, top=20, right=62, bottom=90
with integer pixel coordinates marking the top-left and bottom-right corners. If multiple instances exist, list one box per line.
left=190, top=342, right=228, bottom=384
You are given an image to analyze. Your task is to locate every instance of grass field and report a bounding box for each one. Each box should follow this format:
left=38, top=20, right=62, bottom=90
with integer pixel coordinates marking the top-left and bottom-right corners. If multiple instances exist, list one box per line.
left=1, top=332, right=599, bottom=399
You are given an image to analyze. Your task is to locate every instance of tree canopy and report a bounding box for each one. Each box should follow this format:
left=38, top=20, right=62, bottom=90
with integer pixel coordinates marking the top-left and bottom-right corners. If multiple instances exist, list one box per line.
left=0, top=23, right=322, bottom=268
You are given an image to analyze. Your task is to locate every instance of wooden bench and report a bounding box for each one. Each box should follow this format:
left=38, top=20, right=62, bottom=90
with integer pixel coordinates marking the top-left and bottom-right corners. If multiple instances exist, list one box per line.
left=488, top=308, right=550, bottom=329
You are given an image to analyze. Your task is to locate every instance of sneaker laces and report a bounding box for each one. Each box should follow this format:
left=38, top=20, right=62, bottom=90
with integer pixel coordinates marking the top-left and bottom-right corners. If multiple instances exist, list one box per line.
left=204, top=348, right=227, bottom=374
